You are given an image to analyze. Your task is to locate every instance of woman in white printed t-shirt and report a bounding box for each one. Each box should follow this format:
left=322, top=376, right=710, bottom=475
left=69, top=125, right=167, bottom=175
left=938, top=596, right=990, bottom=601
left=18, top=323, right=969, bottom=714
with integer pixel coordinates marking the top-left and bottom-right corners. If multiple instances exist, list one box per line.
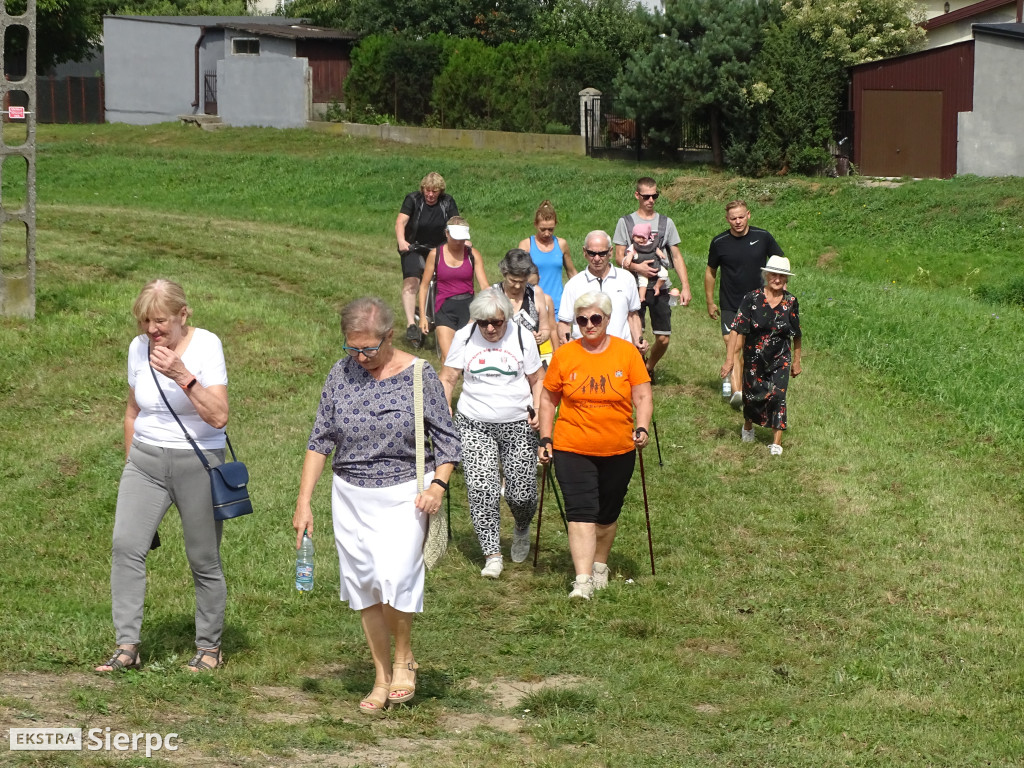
left=439, top=288, right=544, bottom=579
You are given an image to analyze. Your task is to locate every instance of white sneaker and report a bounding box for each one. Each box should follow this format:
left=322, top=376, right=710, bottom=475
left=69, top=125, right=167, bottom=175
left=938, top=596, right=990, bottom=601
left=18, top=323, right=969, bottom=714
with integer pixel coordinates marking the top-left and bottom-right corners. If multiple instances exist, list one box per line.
left=741, top=427, right=755, bottom=443
left=480, top=556, right=503, bottom=579
left=592, top=563, right=609, bottom=590
left=769, top=444, right=783, bottom=456
left=510, top=526, right=531, bottom=563
left=730, top=391, right=743, bottom=409
left=569, top=575, right=594, bottom=600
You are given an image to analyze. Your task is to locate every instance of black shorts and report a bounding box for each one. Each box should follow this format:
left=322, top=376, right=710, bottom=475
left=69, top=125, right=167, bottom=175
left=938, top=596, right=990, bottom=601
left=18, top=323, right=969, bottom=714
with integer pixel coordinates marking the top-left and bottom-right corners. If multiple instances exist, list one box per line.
left=553, top=449, right=636, bottom=525
left=399, top=248, right=428, bottom=280
left=435, top=294, right=473, bottom=330
left=720, top=309, right=737, bottom=336
left=640, top=288, right=672, bottom=336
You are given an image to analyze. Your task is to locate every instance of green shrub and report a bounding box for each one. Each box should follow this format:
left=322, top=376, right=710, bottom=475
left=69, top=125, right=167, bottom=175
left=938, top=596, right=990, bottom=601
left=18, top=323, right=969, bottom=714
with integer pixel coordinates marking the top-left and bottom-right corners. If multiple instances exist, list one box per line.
left=345, top=33, right=450, bottom=124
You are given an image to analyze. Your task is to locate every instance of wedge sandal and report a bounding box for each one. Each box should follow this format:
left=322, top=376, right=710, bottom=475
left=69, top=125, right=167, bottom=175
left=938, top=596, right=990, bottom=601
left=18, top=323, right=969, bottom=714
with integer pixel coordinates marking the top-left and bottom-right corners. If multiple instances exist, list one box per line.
left=388, top=661, right=419, bottom=704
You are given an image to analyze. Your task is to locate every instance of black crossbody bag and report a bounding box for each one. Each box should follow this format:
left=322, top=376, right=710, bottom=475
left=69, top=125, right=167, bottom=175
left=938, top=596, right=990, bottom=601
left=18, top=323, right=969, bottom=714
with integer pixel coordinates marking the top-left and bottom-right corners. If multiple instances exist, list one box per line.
left=149, top=363, right=253, bottom=521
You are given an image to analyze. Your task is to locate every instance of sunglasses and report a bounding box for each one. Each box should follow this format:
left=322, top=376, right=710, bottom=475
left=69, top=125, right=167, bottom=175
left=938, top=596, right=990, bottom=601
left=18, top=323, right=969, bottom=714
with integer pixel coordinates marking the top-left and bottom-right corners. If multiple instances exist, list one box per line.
left=575, top=314, right=605, bottom=327
left=639, top=192, right=660, bottom=200
left=477, top=317, right=506, bottom=329
left=342, top=336, right=386, bottom=358
left=584, top=248, right=610, bottom=258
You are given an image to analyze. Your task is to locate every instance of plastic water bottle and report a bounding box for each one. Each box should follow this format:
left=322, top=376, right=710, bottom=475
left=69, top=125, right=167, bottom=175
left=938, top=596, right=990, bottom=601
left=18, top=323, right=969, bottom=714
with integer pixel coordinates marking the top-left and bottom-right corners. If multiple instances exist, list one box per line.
left=722, top=378, right=732, bottom=398
left=668, top=288, right=681, bottom=307
left=295, top=532, right=314, bottom=592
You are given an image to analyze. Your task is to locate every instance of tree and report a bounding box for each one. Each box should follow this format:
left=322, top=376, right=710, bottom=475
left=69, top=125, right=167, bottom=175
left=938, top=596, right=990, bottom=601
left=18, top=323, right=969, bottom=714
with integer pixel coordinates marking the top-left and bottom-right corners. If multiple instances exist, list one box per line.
left=780, top=0, right=925, bottom=66
left=8, top=0, right=115, bottom=72
left=616, top=0, right=773, bottom=164
left=535, top=0, right=655, bottom=63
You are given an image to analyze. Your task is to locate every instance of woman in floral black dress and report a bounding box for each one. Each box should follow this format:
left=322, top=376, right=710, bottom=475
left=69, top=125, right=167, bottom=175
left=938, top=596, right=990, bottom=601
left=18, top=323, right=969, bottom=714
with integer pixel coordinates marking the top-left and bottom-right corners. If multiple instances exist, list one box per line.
left=721, top=256, right=802, bottom=456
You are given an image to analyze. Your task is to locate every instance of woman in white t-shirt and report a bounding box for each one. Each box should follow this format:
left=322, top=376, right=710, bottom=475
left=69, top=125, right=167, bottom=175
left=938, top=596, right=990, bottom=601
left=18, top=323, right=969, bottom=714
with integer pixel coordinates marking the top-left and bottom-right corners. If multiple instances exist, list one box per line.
left=95, top=279, right=231, bottom=674
left=439, top=289, right=544, bottom=578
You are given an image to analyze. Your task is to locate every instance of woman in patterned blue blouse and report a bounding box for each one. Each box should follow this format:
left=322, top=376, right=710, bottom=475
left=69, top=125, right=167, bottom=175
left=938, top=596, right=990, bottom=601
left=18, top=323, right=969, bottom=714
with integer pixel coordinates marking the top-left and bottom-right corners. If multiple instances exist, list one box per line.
left=294, top=297, right=461, bottom=713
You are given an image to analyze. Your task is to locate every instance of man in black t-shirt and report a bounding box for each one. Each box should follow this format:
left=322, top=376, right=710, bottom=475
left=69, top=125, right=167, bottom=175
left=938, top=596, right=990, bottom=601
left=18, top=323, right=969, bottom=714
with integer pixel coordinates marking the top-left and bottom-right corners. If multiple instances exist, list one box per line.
left=394, top=172, right=459, bottom=347
left=705, top=199, right=783, bottom=404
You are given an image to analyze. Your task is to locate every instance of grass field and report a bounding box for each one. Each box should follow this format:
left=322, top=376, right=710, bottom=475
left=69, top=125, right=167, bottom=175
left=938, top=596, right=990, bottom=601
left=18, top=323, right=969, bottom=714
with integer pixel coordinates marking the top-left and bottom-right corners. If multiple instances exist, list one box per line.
left=2, top=124, right=1023, bottom=767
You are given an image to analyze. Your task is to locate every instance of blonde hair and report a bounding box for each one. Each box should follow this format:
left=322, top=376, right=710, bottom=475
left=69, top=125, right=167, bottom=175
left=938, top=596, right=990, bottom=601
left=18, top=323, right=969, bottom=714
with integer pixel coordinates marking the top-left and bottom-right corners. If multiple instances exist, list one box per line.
left=573, top=291, right=612, bottom=316
left=447, top=215, right=469, bottom=228
left=725, top=199, right=748, bottom=214
left=420, top=172, right=446, bottom=195
left=132, top=279, right=191, bottom=331
left=534, top=200, right=558, bottom=226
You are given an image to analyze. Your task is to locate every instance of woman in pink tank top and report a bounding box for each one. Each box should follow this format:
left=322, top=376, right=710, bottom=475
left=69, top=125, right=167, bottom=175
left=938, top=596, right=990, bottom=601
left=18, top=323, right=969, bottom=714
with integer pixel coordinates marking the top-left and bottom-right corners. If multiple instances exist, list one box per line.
left=417, top=216, right=489, bottom=362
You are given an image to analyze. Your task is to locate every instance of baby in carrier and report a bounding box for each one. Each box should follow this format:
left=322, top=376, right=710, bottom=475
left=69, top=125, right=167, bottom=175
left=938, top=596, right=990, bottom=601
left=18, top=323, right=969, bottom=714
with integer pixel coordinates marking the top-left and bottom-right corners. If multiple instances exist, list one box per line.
left=622, top=221, right=680, bottom=303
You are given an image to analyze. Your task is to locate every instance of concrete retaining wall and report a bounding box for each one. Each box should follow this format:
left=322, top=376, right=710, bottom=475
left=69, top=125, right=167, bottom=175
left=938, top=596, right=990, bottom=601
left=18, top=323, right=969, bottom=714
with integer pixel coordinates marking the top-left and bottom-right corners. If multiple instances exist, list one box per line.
left=308, top=121, right=584, bottom=155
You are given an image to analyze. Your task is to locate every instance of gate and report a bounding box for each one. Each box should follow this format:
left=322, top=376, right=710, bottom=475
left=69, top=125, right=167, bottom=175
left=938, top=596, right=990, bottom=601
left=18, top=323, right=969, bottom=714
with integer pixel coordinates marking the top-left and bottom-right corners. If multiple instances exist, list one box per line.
left=204, top=71, right=217, bottom=115
left=583, top=97, right=646, bottom=161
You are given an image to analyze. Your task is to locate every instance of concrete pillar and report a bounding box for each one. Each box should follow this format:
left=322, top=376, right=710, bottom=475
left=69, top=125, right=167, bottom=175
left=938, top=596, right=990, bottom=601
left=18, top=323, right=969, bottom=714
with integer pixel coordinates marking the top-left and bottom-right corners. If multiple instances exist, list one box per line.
left=579, top=88, right=601, bottom=143
left=0, top=0, right=37, bottom=318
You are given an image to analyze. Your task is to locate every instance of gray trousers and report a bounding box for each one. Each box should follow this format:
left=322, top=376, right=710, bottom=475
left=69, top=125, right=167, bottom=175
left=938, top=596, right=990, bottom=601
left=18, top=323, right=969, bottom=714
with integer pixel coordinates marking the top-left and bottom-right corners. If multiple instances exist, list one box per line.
left=111, top=439, right=226, bottom=649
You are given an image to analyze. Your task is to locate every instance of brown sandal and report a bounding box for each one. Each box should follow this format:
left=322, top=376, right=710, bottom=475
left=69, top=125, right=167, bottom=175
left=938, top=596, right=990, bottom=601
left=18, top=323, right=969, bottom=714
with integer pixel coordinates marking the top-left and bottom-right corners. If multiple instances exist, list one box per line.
left=186, top=647, right=222, bottom=672
left=388, top=661, right=419, bottom=704
left=359, top=683, right=390, bottom=713
left=95, top=646, right=140, bottom=673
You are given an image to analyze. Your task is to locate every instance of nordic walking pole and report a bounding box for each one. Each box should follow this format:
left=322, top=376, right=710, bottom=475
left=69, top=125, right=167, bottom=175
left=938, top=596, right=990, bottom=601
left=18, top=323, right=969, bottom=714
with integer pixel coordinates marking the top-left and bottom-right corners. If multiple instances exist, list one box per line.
left=533, top=462, right=548, bottom=568
left=652, top=418, right=663, bottom=467
left=638, top=448, right=655, bottom=576
left=548, top=464, right=568, bottom=532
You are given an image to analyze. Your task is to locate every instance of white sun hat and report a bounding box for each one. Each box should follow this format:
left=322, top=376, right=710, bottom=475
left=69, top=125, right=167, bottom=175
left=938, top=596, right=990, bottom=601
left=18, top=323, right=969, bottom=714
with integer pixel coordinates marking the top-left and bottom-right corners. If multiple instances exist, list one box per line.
left=447, top=224, right=471, bottom=241
left=762, top=255, right=794, bottom=276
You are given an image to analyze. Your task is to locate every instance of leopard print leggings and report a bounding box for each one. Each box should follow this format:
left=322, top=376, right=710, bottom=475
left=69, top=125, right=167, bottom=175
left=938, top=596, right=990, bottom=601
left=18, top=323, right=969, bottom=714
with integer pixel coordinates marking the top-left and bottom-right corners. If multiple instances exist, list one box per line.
left=455, top=413, right=538, bottom=557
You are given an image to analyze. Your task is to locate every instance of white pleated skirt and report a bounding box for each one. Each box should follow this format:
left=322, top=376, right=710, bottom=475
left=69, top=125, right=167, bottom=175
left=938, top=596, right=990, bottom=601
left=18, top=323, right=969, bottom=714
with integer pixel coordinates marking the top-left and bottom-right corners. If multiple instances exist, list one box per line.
left=331, top=473, right=429, bottom=612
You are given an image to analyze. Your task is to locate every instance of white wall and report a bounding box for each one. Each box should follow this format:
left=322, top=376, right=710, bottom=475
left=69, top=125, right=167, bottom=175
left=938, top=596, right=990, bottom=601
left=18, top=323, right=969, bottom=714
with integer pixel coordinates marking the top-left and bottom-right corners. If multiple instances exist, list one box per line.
left=217, top=55, right=311, bottom=128
left=958, top=32, right=1024, bottom=176
left=104, top=18, right=202, bottom=123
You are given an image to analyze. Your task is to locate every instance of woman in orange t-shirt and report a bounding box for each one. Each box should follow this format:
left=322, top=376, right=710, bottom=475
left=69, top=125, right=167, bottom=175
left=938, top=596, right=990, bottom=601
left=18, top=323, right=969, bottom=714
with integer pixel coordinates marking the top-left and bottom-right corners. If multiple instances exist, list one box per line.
left=538, top=291, right=652, bottom=600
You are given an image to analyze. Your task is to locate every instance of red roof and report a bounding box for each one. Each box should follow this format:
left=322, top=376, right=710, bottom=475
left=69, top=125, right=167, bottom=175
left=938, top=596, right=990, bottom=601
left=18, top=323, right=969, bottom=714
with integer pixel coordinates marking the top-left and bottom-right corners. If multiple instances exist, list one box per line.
left=922, top=0, right=1016, bottom=30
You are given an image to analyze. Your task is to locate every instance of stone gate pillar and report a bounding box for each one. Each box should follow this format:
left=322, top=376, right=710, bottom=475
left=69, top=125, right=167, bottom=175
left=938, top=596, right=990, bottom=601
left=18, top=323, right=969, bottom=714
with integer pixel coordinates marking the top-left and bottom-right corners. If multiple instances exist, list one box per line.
left=579, top=88, right=601, bottom=144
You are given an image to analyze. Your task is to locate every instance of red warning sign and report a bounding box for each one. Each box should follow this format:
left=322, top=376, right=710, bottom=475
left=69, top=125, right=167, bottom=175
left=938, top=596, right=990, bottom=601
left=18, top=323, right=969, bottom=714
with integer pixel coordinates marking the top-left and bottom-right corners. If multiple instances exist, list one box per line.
left=8, top=107, right=25, bottom=119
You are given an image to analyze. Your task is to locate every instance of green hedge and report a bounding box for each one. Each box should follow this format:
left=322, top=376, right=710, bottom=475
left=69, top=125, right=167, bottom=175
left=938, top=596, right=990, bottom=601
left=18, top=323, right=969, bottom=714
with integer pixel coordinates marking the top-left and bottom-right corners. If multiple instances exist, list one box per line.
left=345, top=33, right=619, bottom=133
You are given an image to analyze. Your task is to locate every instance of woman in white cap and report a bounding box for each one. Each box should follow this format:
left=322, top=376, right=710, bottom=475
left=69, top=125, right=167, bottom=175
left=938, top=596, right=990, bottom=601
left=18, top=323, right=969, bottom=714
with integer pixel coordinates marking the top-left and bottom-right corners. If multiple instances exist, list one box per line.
left=418, top=216, right=489, bottom=363
left=720, top=255, right=802, bottom=456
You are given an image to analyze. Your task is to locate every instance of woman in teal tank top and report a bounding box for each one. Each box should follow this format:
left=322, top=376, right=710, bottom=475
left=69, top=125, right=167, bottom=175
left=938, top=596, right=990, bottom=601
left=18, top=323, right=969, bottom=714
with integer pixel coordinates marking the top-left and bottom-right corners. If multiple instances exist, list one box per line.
left=518, top=200, right=575, bottom=312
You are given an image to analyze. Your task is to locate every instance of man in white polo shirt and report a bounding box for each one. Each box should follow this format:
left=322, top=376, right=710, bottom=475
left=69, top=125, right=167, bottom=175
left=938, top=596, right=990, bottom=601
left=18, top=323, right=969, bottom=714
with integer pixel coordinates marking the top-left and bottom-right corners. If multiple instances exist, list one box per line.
left=557, top=230, right=648, bottom=356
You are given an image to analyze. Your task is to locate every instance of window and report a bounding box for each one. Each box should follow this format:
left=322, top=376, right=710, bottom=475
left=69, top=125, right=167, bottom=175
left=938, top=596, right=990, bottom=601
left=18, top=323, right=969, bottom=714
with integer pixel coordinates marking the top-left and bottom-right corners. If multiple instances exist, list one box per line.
left=232, top=38, right=260, bottom=55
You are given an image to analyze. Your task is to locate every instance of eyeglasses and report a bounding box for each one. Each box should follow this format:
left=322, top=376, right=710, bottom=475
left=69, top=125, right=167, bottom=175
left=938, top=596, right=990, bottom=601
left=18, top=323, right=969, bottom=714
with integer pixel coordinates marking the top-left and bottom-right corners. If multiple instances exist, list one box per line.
left=584, top=248, right=610, bottom=258
left=639, top=192, right=660, bottom=200
left=477, top=317, right=506, bottom=329
left=575, top=314, right=605, bottom=327
left=342, top=336, right=386, bottom=358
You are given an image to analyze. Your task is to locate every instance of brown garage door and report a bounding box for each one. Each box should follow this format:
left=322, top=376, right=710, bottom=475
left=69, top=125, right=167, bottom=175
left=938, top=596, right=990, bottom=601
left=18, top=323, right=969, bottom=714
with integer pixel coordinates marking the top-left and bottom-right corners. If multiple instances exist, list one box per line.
left=860, top=90, right=943, bottom=178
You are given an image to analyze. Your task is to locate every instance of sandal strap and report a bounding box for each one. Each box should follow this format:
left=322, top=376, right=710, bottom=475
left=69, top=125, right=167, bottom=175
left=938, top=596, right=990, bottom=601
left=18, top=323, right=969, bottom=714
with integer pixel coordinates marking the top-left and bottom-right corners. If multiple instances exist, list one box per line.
left=103, top=647, right=139, bottom=670
left=188, top=648, right=222, bottom=671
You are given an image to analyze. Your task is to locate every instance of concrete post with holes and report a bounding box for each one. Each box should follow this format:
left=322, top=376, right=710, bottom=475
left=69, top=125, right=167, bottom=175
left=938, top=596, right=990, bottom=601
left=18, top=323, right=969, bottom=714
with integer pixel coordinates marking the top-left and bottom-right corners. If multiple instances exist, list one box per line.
left=0, top=0, right=37, bottom=318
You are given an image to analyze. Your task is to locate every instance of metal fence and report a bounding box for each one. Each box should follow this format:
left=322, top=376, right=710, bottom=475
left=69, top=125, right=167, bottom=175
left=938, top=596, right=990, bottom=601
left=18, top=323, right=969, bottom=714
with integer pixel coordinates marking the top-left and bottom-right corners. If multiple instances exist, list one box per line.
left=35, top=76, right=104, bottom=123
left=583, top=94, right=711, bottom=161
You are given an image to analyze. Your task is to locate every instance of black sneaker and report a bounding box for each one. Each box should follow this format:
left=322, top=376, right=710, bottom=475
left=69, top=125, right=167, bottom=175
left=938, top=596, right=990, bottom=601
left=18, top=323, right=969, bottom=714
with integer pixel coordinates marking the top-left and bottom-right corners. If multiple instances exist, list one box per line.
left=405, top=324, right=423, bottom=348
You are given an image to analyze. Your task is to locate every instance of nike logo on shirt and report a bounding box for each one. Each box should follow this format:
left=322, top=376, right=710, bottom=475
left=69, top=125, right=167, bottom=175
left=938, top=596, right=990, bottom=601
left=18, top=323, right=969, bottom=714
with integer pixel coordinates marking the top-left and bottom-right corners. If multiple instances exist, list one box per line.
left=748, top=240, right=760, bottom=245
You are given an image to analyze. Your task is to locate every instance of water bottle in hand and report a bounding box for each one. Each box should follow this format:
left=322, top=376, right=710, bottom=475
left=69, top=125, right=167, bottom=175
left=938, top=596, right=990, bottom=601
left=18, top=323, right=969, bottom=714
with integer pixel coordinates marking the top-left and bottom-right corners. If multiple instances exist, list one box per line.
left=295, top=531, right=314, bottom=592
